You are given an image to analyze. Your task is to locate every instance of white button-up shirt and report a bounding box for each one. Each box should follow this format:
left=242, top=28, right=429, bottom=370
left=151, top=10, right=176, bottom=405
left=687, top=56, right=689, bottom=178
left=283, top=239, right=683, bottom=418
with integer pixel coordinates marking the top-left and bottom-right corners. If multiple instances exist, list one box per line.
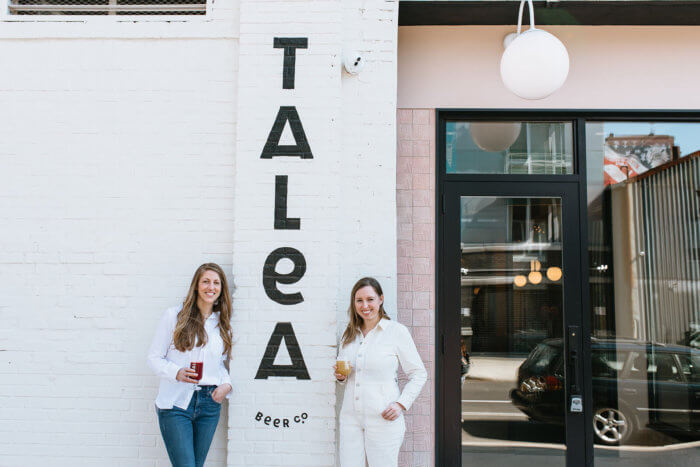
left=338, top=318, right=427, bottom=416
left=147, top=306, right=232, bottom=409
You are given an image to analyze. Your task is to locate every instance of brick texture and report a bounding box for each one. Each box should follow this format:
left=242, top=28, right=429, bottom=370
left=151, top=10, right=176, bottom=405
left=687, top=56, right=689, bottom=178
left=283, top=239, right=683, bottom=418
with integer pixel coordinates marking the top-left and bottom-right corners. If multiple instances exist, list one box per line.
left=396, top=108, right=436, bottom=467
left=232, top=1, right=399, bottom=466
left=0, top=39, right=237, bottom=466
left=0, top=1, right=403, bottom=465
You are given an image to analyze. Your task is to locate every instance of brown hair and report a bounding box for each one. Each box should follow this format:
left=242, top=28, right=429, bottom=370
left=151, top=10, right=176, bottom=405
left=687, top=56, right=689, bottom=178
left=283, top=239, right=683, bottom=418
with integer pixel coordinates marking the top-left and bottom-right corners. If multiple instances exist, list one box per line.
left=341, top=277, right=390, bottom=347
left=173, top=263, right=233, bottom=358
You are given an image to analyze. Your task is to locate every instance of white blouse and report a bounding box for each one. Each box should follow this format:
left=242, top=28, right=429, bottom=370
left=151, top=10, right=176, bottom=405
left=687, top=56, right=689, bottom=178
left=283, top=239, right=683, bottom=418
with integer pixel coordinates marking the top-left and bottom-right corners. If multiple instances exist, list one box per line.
left=147, top=306, right=232, bottom=409
left=338, top=318, right=427, bottom=416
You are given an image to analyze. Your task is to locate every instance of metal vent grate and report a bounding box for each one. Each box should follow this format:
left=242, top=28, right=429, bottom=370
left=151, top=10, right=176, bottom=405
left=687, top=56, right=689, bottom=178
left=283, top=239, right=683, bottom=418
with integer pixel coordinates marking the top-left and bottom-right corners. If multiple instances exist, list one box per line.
left=9, top=0, right=206, bottom=15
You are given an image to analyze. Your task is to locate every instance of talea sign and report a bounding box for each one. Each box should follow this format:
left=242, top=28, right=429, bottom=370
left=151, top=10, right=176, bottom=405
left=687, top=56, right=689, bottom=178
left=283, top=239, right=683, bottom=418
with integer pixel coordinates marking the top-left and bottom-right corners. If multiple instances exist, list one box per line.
left=255, top=38, right=312, bottom=381
left=230, top=21, right=340, bottom=464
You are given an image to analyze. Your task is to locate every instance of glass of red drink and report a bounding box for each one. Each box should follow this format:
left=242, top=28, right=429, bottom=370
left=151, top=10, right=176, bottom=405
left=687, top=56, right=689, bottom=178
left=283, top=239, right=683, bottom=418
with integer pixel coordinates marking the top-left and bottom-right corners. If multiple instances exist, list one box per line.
left=190, top=361, right=203, bottom=388
left=190, top=346, right=203, bottom=390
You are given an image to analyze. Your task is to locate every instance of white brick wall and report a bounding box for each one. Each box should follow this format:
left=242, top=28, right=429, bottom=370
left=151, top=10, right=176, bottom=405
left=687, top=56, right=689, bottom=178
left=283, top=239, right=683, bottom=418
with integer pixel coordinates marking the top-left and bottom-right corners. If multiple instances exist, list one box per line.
left=231, top=1, right=398, bottom=466
left=231, top=1, right=342, bottom=465
left=0, top=36, right=238, bottom=466
left=0, top=0, right=401, bottom=465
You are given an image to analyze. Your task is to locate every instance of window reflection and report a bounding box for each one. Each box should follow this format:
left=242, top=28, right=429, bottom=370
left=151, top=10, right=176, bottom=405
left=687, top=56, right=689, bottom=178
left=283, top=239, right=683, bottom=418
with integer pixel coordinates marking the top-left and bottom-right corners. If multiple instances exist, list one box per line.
left=446, top=121, right=574, bottom=174
left=460, top=197, right=566, bottom=466
left=587, top=122, right=700, bottom=461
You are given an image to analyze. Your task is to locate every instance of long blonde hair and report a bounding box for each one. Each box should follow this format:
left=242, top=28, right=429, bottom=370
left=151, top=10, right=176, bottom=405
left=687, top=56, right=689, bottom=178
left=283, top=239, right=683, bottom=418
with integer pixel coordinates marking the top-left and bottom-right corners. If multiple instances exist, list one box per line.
left=341, top=277, right=390, bottom=347
left=173, top=263, right=233, bottom=358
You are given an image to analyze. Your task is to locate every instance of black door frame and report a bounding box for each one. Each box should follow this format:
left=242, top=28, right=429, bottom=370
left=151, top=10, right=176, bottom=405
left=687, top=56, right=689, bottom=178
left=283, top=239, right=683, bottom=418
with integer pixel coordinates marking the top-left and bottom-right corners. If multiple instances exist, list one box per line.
left=441, top=180, right=587, bottom=466
left=435, top=109, right=700, bottom=467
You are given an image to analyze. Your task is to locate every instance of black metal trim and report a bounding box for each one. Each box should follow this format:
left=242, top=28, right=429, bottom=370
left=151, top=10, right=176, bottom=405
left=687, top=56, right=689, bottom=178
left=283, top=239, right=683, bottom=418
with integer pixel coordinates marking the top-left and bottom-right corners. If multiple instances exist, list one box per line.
left=574, top=117, right=595, bottom=466
left=438, top=109, right=700, bottom=120
left=442, top=174, right=580, bottom=183
left=434, top=108, right=700, bottom=467
left=400, top=1, right=700, bottom=26
left=435, top=108, right=448, bottom=467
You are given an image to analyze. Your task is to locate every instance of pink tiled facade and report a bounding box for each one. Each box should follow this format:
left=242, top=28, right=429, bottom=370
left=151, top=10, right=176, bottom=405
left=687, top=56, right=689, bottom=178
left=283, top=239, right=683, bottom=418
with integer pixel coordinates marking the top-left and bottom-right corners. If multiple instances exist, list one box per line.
left=396, top=109, right=436, bottom=467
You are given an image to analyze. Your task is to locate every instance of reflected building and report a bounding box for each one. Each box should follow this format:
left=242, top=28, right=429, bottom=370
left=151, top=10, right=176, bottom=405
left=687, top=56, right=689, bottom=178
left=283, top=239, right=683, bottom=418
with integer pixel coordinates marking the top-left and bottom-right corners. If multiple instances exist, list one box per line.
left=588, top=136, right=700, bottom=346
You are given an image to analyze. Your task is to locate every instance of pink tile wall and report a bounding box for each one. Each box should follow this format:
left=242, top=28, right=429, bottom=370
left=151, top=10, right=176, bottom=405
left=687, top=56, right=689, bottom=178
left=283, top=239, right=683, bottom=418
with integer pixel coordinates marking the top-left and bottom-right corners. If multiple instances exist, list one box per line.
left=396, top=109, right=435, bottom=467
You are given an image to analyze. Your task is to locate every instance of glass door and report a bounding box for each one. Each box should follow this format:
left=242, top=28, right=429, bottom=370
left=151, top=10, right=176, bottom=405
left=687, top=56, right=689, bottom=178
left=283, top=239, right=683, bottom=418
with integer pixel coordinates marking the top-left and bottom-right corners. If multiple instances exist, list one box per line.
left=440, top=182, right=588, bottom=467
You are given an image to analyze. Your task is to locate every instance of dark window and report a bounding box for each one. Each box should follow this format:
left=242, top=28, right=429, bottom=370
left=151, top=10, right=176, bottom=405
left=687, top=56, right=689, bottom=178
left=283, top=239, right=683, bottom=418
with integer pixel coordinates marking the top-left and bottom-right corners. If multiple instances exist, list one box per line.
left=591, top=350, right=626, bottom=378
left=648, top=353, right=682, bottom=382
left=676, top=353, right=700, bottom=383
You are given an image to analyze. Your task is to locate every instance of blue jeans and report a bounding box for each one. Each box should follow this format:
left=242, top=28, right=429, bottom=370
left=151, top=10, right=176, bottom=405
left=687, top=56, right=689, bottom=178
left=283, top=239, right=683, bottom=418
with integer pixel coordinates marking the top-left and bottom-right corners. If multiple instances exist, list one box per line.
left=156, top=386, right=222, bottom=467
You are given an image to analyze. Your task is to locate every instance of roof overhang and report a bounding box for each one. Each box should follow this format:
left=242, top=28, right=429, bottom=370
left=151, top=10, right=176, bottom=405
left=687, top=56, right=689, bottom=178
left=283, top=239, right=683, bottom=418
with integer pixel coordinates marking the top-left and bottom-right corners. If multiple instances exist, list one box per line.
left=399, top=1, right=700, bottom=26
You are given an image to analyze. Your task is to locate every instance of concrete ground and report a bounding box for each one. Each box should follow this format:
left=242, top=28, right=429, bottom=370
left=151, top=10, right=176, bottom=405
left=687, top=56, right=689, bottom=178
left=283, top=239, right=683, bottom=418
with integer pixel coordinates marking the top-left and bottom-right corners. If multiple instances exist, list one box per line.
left=459, top=357, right=700, bottom=466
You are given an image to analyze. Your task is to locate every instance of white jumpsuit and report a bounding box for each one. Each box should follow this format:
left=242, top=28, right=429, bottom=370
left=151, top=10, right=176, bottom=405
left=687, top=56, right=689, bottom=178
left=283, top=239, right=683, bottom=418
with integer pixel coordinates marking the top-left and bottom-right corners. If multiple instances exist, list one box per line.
left=338, top=318, right=427, bottom=467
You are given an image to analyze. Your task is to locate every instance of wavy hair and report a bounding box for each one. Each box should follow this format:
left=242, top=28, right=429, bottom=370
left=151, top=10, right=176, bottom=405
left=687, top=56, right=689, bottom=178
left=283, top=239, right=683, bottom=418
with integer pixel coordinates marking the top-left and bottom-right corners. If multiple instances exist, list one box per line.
left=341, top=277, right=390, bottom=347
left=173, top=263, right=233, bottom=358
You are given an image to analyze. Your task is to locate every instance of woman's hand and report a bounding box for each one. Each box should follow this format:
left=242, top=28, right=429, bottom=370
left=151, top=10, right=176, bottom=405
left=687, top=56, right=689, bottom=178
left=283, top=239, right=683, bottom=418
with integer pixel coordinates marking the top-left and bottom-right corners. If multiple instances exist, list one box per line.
left=381, top=402, right=406, bottom=421
left=212, top=384, right=232, bottom=403
left=333, top=364, right=346, bottom=382
left=176, top=367, right=200, bottom=384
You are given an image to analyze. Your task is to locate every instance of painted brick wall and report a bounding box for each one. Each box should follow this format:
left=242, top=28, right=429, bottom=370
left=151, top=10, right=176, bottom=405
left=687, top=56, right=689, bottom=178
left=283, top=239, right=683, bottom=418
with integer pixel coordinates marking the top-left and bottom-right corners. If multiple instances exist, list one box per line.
left=396, top=108, right=436, bottom=467
left=230, top=1, right=342, bottom=465
left=0, top=0, right=403, bottom=465
left=0, top=36, right=238, bottom=466
left=231, top=1, right=399, bottom=466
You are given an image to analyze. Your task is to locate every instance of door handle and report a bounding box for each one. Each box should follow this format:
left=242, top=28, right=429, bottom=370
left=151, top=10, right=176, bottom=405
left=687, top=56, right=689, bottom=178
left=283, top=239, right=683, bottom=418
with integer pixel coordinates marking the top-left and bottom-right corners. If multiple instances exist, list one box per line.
left=568, top=326, right=581, bottom=394
left=570, top=354, right=580, bottom=394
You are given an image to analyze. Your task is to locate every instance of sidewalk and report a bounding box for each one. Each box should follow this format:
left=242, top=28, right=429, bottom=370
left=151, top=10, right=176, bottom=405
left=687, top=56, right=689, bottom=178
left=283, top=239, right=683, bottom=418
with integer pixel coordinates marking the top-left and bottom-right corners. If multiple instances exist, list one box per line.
left=467, top=356, right=525, bottom=382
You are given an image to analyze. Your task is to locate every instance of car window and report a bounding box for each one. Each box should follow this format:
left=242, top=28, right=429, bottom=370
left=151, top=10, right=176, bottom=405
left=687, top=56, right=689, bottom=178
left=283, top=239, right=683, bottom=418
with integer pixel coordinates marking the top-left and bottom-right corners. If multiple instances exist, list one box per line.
left=591, top=350, right=626, bottom=378
left=627, top=351, right=648, bottom=380
left=647, top=352, right=682, bottom=382
left=676, top=353, right=700, bottom=383
left=525, top=343, right=561, bottom=374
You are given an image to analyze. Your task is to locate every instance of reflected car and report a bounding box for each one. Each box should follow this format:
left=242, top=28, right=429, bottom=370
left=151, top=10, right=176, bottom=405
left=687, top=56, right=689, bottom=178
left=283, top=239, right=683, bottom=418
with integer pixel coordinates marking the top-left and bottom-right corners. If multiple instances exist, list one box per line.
left=510, top=338, right=700, bottom=445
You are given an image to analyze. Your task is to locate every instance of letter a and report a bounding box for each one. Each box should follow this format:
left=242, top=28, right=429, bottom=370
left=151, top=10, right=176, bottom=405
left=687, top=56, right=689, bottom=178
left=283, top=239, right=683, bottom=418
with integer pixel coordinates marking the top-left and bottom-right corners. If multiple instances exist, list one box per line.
left=255, top=322, right=311, bottom=379
left=260, top=106, right=313, bottom=159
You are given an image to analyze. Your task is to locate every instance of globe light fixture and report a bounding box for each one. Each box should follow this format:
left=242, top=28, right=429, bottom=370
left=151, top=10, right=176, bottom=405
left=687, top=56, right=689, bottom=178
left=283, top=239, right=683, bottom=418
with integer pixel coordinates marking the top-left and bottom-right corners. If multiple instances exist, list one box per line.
left=528, top=259, right=543, bottom=285
left=546, top=266, right=563, bottom=282
left=470, top=122, right=522, bottom=152
left=528, top=270, right=543, bottom=285
left=514, top=275, right=527, bottom=288
left=500, top=0, right=570, bottom=100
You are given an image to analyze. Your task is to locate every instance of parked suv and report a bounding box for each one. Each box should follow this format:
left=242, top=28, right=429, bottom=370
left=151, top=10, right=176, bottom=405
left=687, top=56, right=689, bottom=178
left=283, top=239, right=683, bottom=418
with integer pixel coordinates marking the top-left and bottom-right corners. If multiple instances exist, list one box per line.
left=510, top=338, right=700, bottom=445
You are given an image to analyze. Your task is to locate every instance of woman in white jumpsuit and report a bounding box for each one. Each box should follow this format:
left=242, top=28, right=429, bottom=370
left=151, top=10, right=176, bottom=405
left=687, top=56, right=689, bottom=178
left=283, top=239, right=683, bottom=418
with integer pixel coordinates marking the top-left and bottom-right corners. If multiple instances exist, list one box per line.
left=335, top=277, right=427, bottom=467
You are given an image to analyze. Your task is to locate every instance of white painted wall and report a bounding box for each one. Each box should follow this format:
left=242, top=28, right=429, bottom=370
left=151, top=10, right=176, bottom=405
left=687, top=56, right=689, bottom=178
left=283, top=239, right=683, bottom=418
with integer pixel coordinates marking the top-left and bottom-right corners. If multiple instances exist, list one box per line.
left=0, top=0, right=400, bottom=464
left=398, top=26, right=700, bottom=109
left=0, top=3, right=239, bottom=465
left=230, top=1, right=398, bottom=466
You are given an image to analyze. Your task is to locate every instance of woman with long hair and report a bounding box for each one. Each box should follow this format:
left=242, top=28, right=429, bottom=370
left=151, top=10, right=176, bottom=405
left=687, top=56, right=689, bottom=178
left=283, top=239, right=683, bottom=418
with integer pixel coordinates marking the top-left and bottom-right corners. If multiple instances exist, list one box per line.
left=147, top=263, right=233, bottom=467
left=334, top=277, right=427, bottom=467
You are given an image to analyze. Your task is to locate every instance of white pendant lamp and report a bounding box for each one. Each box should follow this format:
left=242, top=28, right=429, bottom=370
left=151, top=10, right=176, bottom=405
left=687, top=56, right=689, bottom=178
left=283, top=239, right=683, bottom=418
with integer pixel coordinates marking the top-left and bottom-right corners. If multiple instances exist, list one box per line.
left=500, top=0, right=570, bottom=100
left=470, top=121, right=522, bottom=152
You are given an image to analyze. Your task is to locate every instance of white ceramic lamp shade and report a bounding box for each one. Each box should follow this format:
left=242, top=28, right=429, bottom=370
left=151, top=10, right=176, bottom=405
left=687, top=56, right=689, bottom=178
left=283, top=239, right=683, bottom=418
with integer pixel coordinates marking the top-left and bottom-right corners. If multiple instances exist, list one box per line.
left=470, top=122, right=522, bottom=152
left=500, top=0, right=570, bottom=100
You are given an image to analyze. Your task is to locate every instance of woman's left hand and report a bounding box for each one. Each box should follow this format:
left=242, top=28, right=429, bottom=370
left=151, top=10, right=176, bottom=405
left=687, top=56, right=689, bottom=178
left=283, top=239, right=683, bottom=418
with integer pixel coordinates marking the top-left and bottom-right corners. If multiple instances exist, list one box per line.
left=381, top=402, right=406, bottom=421
left=212, top=384, right=232, bottom=403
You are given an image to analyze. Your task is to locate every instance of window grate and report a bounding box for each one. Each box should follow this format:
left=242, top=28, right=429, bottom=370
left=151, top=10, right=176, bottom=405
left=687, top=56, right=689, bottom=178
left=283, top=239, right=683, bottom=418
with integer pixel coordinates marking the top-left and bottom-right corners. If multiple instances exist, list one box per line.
left=8, top=0, right=207, bottom=15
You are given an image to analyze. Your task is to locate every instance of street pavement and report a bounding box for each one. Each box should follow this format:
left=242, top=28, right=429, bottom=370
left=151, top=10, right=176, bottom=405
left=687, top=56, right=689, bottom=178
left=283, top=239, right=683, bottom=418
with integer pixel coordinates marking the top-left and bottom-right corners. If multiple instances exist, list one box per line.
left=458, top=358, right=700, bottom=466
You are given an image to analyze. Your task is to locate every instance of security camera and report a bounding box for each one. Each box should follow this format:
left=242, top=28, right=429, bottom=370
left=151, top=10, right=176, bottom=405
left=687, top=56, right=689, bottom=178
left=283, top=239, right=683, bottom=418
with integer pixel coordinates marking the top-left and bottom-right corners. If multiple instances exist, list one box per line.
left=343, top=51, right=365, bottom=75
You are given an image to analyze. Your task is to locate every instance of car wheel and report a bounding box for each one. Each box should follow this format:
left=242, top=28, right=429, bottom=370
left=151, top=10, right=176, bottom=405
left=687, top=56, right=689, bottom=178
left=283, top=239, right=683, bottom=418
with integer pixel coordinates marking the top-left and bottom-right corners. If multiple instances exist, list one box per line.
left=593, top=406, right=635, bottom=445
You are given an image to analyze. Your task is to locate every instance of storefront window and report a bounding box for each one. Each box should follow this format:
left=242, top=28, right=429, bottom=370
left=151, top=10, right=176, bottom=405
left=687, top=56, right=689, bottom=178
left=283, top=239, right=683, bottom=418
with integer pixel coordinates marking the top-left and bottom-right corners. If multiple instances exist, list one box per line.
left=586, top=121, right=700, bottom=461
left=445, top=114, right=700, bottom=466
left=446, top=121, right=574, bottom=174
left=460, top=196, right=566, bottom=466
